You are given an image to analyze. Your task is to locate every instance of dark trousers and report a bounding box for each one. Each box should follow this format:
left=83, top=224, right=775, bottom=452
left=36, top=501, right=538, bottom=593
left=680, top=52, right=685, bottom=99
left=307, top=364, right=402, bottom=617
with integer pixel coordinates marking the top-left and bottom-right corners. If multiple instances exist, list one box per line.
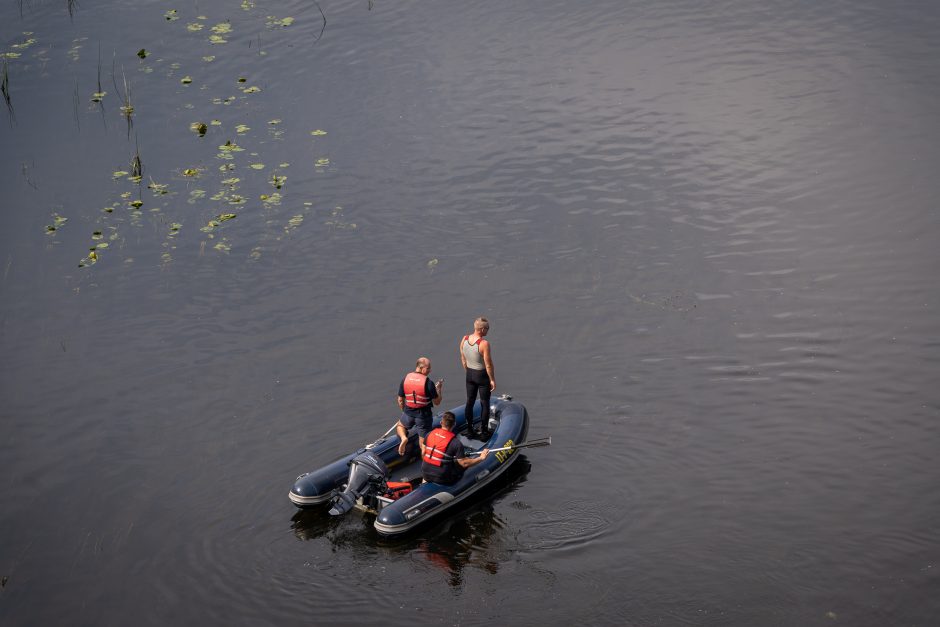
left=465, top=368, right=491, bottom=430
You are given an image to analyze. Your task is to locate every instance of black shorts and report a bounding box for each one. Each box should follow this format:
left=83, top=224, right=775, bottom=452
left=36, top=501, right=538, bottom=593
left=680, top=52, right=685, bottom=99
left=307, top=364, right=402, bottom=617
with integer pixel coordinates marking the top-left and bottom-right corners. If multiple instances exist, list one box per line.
left=400, top=410, right=433, bottom=438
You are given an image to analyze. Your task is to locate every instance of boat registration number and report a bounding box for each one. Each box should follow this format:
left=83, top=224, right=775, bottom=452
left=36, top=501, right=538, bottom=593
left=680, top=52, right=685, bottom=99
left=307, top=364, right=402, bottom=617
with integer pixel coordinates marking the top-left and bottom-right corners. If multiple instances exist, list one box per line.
left=494, top=439, right=514, bottom=463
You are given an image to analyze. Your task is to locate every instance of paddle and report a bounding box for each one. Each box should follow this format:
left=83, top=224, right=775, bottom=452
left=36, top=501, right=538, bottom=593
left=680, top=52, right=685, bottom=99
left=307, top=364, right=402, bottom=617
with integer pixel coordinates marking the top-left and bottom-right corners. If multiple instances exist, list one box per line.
left=365, top=421, right=400, bottom=449
left=466, top=436, right=552, bottom=456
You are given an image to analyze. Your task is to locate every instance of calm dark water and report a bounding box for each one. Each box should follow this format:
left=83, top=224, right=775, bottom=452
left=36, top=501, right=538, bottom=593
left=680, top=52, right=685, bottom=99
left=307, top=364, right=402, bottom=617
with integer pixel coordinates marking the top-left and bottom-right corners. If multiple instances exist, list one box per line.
left=2, top=0, right=939, bottom=625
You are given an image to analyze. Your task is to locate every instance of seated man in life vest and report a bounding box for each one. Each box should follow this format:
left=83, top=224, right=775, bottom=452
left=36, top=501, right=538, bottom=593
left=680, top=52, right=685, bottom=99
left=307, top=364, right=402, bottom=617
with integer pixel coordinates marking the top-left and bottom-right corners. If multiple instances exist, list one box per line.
left=397, top=356, right=444, bottom=456
left=422, top=412, right=490, bottom=485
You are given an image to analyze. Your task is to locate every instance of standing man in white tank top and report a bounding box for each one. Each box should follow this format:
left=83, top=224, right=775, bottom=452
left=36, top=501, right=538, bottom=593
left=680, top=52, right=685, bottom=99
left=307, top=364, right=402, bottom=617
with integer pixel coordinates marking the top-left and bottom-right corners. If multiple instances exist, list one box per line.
left=459, top=317, right=496, bottom=438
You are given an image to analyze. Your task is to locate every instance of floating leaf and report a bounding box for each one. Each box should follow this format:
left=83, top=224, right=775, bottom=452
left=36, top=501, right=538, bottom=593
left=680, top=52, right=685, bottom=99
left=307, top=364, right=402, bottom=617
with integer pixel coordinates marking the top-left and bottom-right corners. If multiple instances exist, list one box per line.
left=137, top=49, right=149, bottom=58
left=92, top=231, right=103, bottom=240
left=228, top=195, right=245, bottom=205
left=211, top=22, right=233, bottom=34
left=181, top=76, right=192, bottom=84
left=218, top=140, right=244, bottom=152
left=221, top=177, right=240, bottom=186
left=211, top=119, right=222, bottom=126
left=183, top=168, right=200, bottom=177
left=169, top=223, right=182, bottom=235
left=235, top=124, right=250, bottom=134
left=187, top=23, right=204, bottom=32
left=203, top=55, right=216, bottom=62
left=130, top=200, right=144, bottom=208
left=209, top=35, right=227, bottom=45
left=190, top=122, right=208, bottom=136
left=279, top=163, right=290, bottom=168
left=242, top=0, right=255, bottom=9
left=237, top=77, right=247, bottom=83
left=113, top=170, right=129, bottom=178
left=188, top=190, right=206, bottom=203
left=242, top=85, right=261, bottom=94
left=310, top=129, right=327, bottom=136
left=249, top=163, right=265, bottom=170
left=315, top=158, right=330, bottom=167
left=214, top=239, right=231, bottom=252
left=164, top=9, right=179, bottom=21
left=218, top=213, right=237, bottom=222
left=270, top=174, right=286, bottom=189
left=90, top=91, right=107, bottom=102
left=287, top=215, right=303, bottom=229
left=268, top=119, right=281, bottom=125
left=96, top=242, right=109, bottom=249
left=427, top=259, right=439, bottom=268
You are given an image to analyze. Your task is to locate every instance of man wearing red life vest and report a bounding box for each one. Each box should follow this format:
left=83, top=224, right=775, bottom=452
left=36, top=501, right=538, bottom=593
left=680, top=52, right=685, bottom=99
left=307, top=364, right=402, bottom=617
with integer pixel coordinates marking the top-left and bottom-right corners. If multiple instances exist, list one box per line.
left=396, top=357, right=444, bottom=456
left=422, top=412, right=489, bottom=485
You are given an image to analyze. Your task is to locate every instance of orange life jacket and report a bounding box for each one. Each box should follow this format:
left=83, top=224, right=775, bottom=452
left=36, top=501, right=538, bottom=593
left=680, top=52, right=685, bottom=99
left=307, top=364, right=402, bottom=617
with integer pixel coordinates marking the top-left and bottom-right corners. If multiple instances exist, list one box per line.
left=403, top=372, right=431, bottom=409
left=422, top=428, right=457, bottom=467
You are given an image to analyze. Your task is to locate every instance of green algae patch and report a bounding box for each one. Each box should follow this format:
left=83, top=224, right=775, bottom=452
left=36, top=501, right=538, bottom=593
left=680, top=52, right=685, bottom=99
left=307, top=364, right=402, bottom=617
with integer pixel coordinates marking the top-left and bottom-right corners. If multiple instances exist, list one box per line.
left=45, top=214, right=68, bottom=234
left=218, top=140, right=244, bottom=153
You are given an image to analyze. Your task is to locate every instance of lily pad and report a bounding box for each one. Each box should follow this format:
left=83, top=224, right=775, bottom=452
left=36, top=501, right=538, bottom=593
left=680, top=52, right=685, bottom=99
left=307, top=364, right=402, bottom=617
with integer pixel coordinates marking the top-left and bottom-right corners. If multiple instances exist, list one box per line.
left=137, top=49, right=149, bottom=59
left=181, top=76, right=193, bottom=84
left=235, top=124, right=250, bottom=134
left=91, top=91, right=107, bottom=102
left=164, top=9, right=179, bottom=21
left=249, top=163, right=265, bottom=170
left=310, top=129, right=327, bottom=136
left=427, top=258, right=439, bottom=268
left=241, top=85, right=261, bottom=94
left=203, top=55, right=216, bottom=62
left=190, top=122, right=208, bottom=136
left=187, top=23, right=204, bottom=32
left=315, top=158, right=330, bottom=167
left=113, top=170, right=129, bottom=178
left=182, top=168, right=200, bottom=177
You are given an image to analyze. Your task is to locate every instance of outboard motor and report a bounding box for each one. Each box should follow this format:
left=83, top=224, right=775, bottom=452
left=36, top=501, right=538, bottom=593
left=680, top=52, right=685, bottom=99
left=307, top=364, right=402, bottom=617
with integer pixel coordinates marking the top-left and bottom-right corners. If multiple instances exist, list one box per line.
left=329, top=450, right=389, bottom=516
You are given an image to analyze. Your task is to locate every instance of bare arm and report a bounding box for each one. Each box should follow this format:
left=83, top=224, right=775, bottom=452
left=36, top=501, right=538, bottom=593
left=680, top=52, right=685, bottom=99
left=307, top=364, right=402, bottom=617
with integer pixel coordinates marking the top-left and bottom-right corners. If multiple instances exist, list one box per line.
left=459, top=338, right=467, bottom=370
left=397, top=395, right=405, bottom=410
left=432, top=379, right=443, bottom=406
left=481, top=340, right=495, bottom=391
left=457, top=448, right=489, bottom=468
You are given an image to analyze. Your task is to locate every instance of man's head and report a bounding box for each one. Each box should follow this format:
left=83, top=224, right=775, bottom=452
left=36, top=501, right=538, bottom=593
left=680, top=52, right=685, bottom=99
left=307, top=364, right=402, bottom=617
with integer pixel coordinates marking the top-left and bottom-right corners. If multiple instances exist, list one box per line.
left=474, top=317, right=490, bottom=334
left=441, top=411, right=456, bottom=431
left=415, top=357, right=431, bottom=374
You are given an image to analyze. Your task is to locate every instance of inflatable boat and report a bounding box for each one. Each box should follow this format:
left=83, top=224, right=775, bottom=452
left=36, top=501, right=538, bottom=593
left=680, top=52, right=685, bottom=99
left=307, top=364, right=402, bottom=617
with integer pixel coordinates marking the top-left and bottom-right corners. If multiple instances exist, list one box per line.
left=288, top=394, right=533, bottom=536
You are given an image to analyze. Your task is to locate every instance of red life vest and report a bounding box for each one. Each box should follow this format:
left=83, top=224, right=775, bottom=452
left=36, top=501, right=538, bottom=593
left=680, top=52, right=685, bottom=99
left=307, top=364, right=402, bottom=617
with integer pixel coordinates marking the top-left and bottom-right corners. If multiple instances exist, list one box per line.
left=402, top=372, right=431, bottom=409
left=422, top=428, right=457, bottom=467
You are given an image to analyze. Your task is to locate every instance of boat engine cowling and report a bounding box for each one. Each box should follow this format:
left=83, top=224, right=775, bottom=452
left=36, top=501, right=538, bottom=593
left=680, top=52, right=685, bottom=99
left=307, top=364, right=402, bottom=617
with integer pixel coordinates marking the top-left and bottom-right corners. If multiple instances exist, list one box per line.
left=329, top=450, right=389, bottom=516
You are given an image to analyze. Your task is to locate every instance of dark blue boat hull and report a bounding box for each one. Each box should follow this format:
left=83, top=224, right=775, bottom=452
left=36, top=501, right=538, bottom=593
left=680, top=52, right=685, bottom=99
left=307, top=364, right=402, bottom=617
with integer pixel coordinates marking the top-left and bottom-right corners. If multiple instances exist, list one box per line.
left=289, top=398, right=528, bottom=536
